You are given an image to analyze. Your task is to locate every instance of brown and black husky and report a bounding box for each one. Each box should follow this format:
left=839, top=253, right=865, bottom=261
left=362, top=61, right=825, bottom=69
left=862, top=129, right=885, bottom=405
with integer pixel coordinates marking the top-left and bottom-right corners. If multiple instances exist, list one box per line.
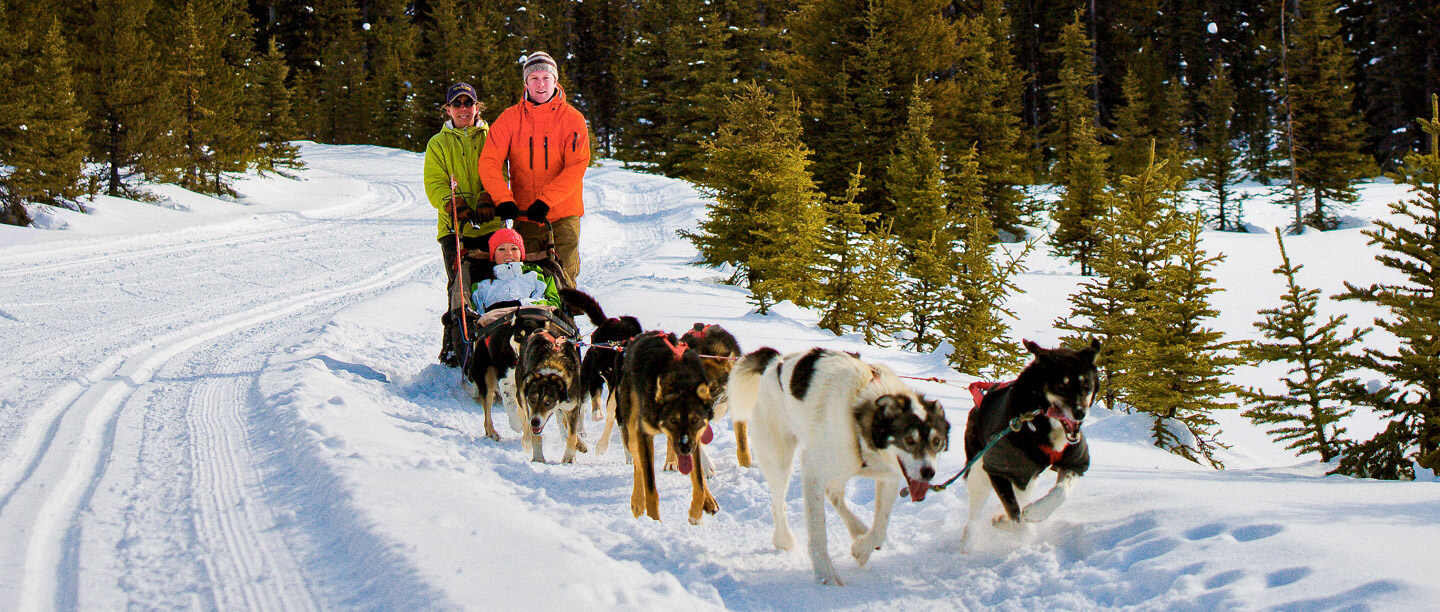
left=616, top=330, right=718, bottom=524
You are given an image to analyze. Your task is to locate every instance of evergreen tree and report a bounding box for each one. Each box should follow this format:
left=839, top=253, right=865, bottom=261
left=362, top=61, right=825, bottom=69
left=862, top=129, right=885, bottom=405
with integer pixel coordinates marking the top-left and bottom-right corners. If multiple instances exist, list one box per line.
left=0, top=0, right=31, bottom=225
left=1125, top=211, right=1242, bottom=467
left=613, top=0, right=693, bottom=168
left=471, top=0, right=518, bottom=119
left=1110, top=53, right=1186, bottom=181
left=3, top=21, right=89, bottom=210
left=166, top=0, right=257, bottom=195
left=571, top=0, right=630, bottom=156
left=1335, top=95, right=1440, bottom=480
left=818, top=165, right=880, bottom=335
left=1196, top=59, right=1247, bottom=232
left=1047, top=14, right=1108, bottom=276
left=252, top=39, right=303, bottom=174
left=886, top=88, right=958, bottom=351
left=80, top=0, right=177, bottom=197
left=368, top=0, right=423, bottom=151
left=423, top=0, right=480, bottom=109
left=1058, top=146, right=1186, bottom=412
left=312, top=0, right=367, bottom=144
left=1242, top=229, right=1364, bottom=463
left=1281, top=0, right=1375, bottom=230
left=684, top=84, right=826, bottom=313
left=941, top=147, right=1029, bottom=376
left=932, top=3, right=1029, bottom=239
left=781, top=0, right=957, bottom=210
left=849, top=222, right=907, bottom=345
left=665, top=0, right=741, bottom=179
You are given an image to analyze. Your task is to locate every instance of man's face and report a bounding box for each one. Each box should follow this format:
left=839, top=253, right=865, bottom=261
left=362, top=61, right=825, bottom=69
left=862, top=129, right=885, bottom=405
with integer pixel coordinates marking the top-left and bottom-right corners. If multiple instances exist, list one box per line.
left=526, top=70, right=557, bottom=103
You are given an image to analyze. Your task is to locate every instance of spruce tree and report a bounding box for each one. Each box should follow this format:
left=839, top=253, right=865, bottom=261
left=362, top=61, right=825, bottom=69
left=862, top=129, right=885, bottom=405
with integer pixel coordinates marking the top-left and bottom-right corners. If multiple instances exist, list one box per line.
left=1242, top=229, right=1364, bottom=462
left=1110, top=54, right=1186, bottom=181
left=818, top=165, right=880, bottom=335
left=666, top=0, right=741, bottom=179
left=887, top=87, right=959, bottom=351
left=613, top=0, right=692, bottom=168
left=1047, top=13, right=1108, bottom=276
left=1335, top=95, right=1440, bottom=480
left=685, top=84, right=826, bottom=313
left=780, top=0, right=957, bottom=211
left=4, top=21, right=89, bottom=211
left=1196, top=59, right=1247, bottom=232
left=942, top=147, right=1029, bottom=376
left=1125, top=211, right=1242, bottom=467
left=849, top=222, right=907, bottom=345
left=166, top=0, right=256, bottom=195
left=423, top=0, right=481, bottom=108
left=312, top=0, right=367, bottom=145
left=80, top=0, right=177, bottom=197
left=1282, top=0, right=1375, bottom=230
left=932, top=4, right=1028, bottom=239
left=368, top=0, right=423, bottom=151
left=0, top=0, right=31, bottom=225
left=252, top=40, right=303, bottom=174
left=1058, top=146, right=1186, bottom=412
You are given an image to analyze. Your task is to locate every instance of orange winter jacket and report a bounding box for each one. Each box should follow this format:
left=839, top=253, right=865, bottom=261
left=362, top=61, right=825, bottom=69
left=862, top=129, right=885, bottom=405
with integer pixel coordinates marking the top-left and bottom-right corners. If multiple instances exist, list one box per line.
left=478, top=87, right=590, bottom=221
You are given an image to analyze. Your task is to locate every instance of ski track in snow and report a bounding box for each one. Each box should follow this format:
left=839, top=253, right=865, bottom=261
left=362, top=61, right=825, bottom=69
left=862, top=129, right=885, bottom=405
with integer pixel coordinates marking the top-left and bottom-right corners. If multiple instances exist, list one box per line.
left=1, top=145, right=1437, bottom=610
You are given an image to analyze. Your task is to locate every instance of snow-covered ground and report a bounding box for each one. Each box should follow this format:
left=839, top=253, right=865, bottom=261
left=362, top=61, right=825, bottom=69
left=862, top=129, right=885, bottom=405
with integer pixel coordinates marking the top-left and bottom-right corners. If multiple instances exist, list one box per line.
left=1, top=142, right=1435, bottom=610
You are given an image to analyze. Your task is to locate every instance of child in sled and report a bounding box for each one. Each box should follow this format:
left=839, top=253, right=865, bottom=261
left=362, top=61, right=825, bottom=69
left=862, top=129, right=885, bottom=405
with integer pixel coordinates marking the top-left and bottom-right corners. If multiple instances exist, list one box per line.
left=471, top=228, right=561, bottom=315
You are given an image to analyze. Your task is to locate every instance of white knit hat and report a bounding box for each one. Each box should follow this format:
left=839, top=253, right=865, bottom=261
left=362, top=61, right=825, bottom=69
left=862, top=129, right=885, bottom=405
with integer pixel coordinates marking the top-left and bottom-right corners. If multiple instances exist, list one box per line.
left=522, top=52, right=559, bottom=80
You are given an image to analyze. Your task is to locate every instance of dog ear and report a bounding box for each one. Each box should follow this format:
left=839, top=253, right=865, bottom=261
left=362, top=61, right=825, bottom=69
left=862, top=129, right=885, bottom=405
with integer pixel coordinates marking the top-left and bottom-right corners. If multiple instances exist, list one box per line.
left=696, top=383, right=711, bottom=403
left=1023, top=339, right=1044, bottom=356
left=1083, top=337, right=1102, bottom=362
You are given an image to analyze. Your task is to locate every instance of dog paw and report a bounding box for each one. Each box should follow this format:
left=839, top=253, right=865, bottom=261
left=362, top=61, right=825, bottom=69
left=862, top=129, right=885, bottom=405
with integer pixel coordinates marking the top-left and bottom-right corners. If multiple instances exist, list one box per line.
left=484, top=428, right=501, bottom=442
left=773, top=529, right=795, bottom=551
left=703, top=493, right=719, bottom=515
left=631, top=497, right=646, bottom=519
left=688, top=512, right=704, bottom=525
left=576, top=438, right=589, bottom=453
left=850, top=540, right=875, bottom=567
left=1021, top=505, right=1053, bottom=523
left=662, top=460, right=677, bottom=472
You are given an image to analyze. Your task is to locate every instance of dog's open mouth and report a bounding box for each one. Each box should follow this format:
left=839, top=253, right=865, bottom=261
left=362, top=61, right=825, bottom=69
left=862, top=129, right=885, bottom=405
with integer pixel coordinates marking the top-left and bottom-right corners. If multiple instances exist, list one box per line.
left=1046, top=405, right=1082, bottom=443
left=897, top=459, right=930, bottom=502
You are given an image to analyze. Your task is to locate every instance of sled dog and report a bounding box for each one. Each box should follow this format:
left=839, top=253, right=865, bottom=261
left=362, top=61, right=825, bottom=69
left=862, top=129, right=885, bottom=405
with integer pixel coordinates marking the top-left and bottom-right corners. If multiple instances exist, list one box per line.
left=512, top=328, right=585, bottom=463
left=578, top=310, right=642, bottom=456
left=960, top=339, right=1098, bottom=552
left=728, top=347, right=949, bottom=586
left=617, top=330, right=718, bottom=524
left=661, top=323, right=742, bottom=472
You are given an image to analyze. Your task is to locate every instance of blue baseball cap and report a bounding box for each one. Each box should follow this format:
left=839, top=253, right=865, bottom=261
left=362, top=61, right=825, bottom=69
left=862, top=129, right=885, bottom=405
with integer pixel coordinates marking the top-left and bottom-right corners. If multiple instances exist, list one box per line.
left=446, top=82, right=478, bottom=105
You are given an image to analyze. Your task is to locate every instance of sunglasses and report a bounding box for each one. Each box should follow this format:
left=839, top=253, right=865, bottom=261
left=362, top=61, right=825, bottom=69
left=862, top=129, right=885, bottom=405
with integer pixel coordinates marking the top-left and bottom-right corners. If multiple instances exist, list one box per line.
left=449, top=98, right=475, bottom=108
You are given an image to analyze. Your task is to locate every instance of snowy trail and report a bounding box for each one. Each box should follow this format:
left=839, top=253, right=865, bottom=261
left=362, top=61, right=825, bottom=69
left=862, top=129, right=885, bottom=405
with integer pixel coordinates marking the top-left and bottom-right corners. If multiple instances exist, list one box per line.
left=0, top=144, right=437, bottom=609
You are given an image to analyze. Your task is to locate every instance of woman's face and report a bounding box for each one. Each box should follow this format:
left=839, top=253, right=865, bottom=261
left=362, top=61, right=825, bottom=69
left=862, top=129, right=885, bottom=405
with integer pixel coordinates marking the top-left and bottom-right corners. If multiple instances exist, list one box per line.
left=446, top=96, right=476, bottom=127
left=493, top=242, right=522, bottom=264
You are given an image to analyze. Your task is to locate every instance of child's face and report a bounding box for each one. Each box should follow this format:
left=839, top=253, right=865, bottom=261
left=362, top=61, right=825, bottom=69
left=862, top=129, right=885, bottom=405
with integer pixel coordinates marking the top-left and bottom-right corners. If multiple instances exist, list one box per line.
left=494, top=242, right=522, bottom=264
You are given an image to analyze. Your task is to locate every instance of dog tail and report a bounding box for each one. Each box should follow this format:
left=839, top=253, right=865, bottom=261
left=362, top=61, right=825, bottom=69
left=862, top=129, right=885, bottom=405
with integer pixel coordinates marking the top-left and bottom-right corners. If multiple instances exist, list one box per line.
left=728, top=347, right=780, bottom=424
left=558, top=288, right=607, bottom=327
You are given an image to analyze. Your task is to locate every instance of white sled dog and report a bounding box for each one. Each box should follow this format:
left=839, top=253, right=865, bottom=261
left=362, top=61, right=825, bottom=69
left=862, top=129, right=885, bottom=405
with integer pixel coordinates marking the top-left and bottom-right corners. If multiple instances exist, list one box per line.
left=728, top=347, right=949, bottom=586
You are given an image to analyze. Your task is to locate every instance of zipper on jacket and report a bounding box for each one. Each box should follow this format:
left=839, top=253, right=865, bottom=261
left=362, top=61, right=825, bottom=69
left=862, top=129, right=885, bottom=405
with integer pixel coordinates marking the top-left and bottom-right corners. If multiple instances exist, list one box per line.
left=544, top=136, right=549, bottom=169
left=528, top=137, right=534, bottom=170
left=572, top=131, right=577, bottom=153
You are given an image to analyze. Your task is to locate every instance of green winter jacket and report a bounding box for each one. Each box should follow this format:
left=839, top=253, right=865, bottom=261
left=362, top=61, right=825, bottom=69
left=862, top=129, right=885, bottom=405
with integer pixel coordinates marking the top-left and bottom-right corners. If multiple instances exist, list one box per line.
left=424, top=121, right=503, bottom=240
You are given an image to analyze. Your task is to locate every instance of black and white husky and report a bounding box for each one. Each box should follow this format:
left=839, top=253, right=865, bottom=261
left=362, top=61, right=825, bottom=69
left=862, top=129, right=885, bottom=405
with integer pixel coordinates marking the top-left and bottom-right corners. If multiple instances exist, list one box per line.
left=728, top=347, right=949, bottom=586
left=960, top=339, right=1099, bottom=552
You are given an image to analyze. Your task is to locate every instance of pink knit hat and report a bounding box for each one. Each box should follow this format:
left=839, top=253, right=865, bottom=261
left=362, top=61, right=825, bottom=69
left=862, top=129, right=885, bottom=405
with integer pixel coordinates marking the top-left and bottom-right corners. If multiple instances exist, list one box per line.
left=488, top=228, right=525, bottom=260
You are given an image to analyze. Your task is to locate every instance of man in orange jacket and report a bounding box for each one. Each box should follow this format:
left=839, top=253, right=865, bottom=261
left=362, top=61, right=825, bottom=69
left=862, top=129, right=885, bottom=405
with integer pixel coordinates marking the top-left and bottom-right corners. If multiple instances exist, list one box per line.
left=478, top=51, right=589, bottom=284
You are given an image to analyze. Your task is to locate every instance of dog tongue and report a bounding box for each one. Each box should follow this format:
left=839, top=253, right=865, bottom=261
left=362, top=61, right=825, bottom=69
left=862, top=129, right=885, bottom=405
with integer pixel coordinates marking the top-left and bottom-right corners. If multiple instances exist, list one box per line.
left=907, top=479, right=930, bottom=502
left=677, top=454, right=694, bottom=475
left=701, top=425, right=713, bottom=445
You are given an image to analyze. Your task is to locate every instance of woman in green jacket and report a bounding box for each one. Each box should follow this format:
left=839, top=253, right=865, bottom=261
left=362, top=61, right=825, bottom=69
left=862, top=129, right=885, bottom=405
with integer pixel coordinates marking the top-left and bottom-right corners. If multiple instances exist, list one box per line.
left=425, top=82, right=503, bottom=367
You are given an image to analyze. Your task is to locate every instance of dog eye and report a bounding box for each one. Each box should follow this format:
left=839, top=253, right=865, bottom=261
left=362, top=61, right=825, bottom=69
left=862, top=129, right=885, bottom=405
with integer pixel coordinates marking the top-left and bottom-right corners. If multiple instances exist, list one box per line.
left=904, top=435, right=917, bottom=446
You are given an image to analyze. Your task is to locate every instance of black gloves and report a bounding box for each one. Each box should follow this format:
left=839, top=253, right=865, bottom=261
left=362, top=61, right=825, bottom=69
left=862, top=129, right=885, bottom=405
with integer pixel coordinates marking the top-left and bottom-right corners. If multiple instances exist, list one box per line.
left=474, top=204, right=495, bottom=224
left=527, top=200, right=550, bottom=223
left=448, top=196, right=473, bottom=224
left=496, top=201, right=520, bottom=221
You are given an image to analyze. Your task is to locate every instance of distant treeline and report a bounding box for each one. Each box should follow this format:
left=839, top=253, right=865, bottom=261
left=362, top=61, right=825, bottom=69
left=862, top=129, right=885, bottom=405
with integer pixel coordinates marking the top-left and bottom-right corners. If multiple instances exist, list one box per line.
left=1, top=0, right=1436, bottom=228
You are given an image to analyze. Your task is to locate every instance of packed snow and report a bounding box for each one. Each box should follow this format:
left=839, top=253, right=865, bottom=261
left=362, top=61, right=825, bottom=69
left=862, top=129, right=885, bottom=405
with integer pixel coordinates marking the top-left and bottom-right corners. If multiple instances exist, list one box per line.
left=1, top=142, right=1436, bottom=610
